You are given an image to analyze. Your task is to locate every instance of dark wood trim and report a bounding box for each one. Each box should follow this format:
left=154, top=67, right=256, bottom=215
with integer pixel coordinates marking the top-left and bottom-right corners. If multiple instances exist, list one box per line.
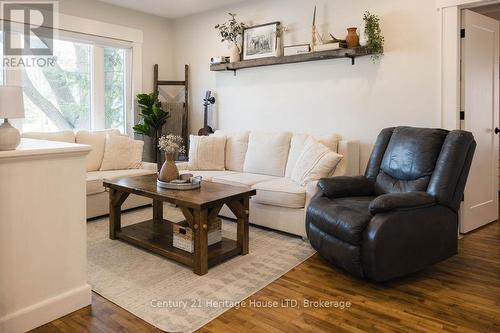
left=103, top=177, right=256, bottom=210
left=153, top=64, right=190, bottom=156
left=109, top=189, right=128, bottom=240
left=153, top=200, right=163, bottom=222
left=184, top=64, right=189, bottom=155
left=157, top=80, right=185, bottom=86
left=208, top=204, right=223, bottom=222
left=193, top=209, right=209, bottom=275
left=153, top=64, right=159, bottom=92
left=180, top=206, right=194, bottom=227
left=104, top=175, right=255, bottom=275
left=211, top=46, right=373, bottom=72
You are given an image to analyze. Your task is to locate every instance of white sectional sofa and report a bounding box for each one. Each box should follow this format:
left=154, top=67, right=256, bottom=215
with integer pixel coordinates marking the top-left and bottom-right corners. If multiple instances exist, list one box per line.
left=178, top=130, right=360, bottom=237
left=22, top=130, right=157, bottom=219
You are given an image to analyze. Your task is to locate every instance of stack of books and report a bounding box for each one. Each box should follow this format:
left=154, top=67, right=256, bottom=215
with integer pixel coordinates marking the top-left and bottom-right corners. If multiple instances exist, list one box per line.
left=314, top=43, right=342, bottom=52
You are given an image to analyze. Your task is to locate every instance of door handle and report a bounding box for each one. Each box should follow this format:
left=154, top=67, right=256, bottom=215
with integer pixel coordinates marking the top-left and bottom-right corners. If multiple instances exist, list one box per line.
left=496, top=127, right=500, bottom=135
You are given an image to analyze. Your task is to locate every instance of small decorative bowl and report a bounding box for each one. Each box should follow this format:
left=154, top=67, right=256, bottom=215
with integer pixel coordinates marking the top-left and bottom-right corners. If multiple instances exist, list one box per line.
left=180, top=173, right=194, bottom=181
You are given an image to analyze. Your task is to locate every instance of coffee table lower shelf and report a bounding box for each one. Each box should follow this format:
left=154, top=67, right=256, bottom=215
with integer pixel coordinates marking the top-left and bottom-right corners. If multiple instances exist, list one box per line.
left=116, top=219, right=241, bottom=269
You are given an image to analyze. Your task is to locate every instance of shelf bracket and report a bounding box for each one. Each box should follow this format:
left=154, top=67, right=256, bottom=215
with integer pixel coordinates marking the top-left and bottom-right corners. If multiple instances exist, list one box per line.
left=345, top=54, right=356, bottom=65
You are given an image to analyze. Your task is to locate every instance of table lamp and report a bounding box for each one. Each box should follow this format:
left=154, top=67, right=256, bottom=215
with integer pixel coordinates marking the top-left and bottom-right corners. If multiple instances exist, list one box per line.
left=0, top=86, right=25, bottom=151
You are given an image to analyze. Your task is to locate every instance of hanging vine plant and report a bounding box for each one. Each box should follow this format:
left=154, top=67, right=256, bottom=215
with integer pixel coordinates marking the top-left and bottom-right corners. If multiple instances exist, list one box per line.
left=363, top=11, right=384, bottom=62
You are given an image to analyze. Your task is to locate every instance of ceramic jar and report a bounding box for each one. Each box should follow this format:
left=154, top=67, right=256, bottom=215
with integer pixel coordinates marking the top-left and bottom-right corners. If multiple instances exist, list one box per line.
left=346, top=27, right=360, bottom=48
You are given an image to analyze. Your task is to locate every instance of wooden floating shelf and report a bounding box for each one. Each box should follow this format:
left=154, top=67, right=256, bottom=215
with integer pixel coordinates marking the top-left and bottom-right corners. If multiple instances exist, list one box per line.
left=210, top=46, right=373, bottom=73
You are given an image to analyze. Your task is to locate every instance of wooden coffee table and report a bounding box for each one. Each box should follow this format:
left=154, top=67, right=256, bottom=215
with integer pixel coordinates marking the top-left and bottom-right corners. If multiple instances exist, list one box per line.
left=103, top=174, right=256, bottom=275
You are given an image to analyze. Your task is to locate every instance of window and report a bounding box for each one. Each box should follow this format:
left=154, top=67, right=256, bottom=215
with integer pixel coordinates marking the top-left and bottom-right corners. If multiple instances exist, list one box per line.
left=1, top=30, right=132, bottom=133
left=22, top=39, right=92, bottom=132
left=104, top=47, right=126, bottom=131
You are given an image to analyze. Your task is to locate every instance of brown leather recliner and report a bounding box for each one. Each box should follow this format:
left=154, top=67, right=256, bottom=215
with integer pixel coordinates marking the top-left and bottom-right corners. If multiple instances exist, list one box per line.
left=306, top=126, right=476, bottom=282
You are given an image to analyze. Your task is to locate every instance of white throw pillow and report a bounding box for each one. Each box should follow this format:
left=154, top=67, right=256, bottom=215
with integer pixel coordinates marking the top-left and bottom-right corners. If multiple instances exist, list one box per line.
left=285, top=133, right=341, bottom=177
left=188, top=135, right=226, bottom=171
left=100, top=135, right=144, bottom=171
left=243, top=132, right=292, bottom=177
left=213, top=130, right=249, bottom=172
left=76, top=129, right=120, bottom=172
left=291, top=138, right=343, bottom=186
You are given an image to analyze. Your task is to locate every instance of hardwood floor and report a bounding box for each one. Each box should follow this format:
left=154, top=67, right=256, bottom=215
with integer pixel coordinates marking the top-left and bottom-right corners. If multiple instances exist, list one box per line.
left=31, top=221, right=500, bottom=333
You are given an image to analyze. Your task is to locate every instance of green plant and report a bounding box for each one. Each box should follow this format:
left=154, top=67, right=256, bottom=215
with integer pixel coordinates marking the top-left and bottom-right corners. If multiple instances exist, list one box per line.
left=215, top=13, right=246, bottom=44
left=363, top=11, right=384, bottom=62
left=133, top=91, right=169, bottom=164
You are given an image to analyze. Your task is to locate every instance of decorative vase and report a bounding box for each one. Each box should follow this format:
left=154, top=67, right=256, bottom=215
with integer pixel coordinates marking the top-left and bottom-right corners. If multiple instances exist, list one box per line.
left=359, top=24, right=368, bottom=47
left=158, top=153, right=179, bottom=182
left=346, top=27, right=360, bottom=48
left=276, top=36, right=283, bottom=57
left=230, top=43, right=240, bottom=63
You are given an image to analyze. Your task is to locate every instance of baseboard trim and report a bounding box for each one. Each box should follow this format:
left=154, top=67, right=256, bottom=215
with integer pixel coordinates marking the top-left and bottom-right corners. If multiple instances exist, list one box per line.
left=0, top=284, right=92, bottom=333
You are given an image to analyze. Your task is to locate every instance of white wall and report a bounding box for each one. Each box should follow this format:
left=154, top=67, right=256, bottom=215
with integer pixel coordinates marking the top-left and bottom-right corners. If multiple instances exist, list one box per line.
left=58, top=0, right=174, bottom=93
left=172, top=0, right=442, bottom=168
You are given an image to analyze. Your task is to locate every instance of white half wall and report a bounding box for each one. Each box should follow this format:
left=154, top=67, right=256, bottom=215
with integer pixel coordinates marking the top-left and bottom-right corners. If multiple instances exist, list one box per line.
left=172, top=0, right=442, bottom=168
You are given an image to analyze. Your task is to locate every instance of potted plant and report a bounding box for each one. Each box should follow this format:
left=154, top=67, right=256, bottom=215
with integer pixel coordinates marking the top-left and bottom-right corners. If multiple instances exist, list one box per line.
left=133, top=91, right=169, bottom=170
left=215, top=13, right=246, bottom=63
left=157, top=134, right=186, bottom=182
left=363, top=11, right=385, bottom=62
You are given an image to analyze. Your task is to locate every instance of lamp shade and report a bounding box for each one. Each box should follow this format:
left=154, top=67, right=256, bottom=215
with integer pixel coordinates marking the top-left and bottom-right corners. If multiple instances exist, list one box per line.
left=0, top=86, right=25, bottom=119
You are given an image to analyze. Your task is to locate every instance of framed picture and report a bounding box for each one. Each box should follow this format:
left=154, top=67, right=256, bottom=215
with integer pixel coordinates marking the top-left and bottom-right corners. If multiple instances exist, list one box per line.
left=242, top=22, right=280, bottom=60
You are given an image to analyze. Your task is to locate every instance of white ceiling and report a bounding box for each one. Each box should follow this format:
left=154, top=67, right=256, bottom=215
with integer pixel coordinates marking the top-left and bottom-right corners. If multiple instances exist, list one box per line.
left=97, top=0, right=248, bottom=19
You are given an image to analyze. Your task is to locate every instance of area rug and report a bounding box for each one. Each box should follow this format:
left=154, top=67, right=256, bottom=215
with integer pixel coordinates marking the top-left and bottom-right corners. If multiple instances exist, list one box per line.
left=87, top=205, right=315, bottom=333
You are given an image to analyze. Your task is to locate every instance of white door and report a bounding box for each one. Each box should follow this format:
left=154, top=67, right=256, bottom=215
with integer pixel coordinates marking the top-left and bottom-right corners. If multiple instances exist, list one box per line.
left=461, top=9, right=499, bottom=233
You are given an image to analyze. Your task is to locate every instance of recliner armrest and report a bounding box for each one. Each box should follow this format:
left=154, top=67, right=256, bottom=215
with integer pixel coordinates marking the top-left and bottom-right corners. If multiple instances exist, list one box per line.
left=317, top=176, right=374, bottom=199
left=369, top=192, right=436, bottom=215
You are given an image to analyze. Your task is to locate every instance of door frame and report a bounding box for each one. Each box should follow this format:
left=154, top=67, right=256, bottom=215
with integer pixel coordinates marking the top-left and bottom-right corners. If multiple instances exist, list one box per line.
left=438, top=0, right=500, bottom=233
left=438, top=0, right=500, bottom=130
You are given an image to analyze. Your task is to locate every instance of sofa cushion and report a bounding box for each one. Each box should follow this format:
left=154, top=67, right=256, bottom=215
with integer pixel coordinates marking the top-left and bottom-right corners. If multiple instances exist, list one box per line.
left=179, top=170, right=237, bottom=182
left=76, top=129, right=120, bottom=172
left=22, top=131, right=75, bottom=143
left=188, top=135, right=226, bottom=171
left=243, top=132, right=292, bottom=177
left=291, top=138, right=343, bottom=186
left=87, top=177, right=107, bottom=195
left=213, top=130, right=249, bottom=172
left=252, top=178, right=306, bottom=208
left=86, top=169, right=156, bottom=195
left=307, top=196, right=374, bottom=246
left=100, top=135, right=144, bottom=171
left=211, top=172, right=277, bottom=188
left=285, top=133, right=341, bottom=177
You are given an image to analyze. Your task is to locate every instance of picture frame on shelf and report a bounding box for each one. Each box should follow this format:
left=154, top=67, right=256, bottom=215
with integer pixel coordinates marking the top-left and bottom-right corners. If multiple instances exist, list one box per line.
left=242, top=21, right=280, bottom=60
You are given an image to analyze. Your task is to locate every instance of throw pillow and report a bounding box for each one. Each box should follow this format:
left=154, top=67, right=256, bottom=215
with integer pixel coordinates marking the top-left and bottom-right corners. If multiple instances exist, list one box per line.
left=212, top=130, right=250, bottom=172
left=285, top=133, right=341, bottom=177
left=100, top=135, right=144, bottom=171
left=188, top=135, right=226, bottom=171
left=76, top=129, right=120, bottom=172
left=291, top=138, right=343, bottom=186
left=243, top=131, right=292, bottom=177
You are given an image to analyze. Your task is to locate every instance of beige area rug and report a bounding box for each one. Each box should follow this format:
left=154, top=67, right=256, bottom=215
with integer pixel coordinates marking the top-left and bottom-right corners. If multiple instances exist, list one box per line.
left=87, top=205, right=315, bottom=333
